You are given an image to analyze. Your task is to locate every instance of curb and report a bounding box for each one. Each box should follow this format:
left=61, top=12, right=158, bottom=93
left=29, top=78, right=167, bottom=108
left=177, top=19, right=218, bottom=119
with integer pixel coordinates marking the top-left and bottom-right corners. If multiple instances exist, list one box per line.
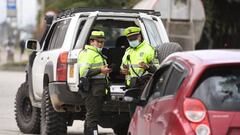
left=0, top=66, right=25, bottom=72
left=0, top=62, right=27, bottom=72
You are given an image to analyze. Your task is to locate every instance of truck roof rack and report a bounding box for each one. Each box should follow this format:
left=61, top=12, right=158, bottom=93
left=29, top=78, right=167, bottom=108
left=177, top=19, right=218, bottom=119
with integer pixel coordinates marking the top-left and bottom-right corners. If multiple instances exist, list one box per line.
left=56, top=8, right=161, bottom=19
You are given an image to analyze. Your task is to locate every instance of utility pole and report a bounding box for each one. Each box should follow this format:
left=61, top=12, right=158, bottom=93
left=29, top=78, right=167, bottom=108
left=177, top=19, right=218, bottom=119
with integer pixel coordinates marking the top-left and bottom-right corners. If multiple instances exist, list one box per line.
left=6, top=0, right=17, bottom=62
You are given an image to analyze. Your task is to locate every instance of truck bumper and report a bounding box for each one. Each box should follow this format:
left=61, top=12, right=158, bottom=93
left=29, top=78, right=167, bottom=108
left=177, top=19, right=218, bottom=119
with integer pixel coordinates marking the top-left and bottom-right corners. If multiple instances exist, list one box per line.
left=48, top=82, right=129, bottom=113
left=49, top=82, right=84, bottom=112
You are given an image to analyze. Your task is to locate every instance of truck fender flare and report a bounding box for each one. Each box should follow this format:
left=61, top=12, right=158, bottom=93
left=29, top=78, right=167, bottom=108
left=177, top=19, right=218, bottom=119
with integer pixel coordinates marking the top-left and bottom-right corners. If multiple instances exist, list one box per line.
left=44, top=62, right=54, bottom=83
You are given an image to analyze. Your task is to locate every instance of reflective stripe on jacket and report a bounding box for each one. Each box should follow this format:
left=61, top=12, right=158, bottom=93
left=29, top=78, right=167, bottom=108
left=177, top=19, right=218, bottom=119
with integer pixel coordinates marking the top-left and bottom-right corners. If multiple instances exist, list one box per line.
left=121, top=40, right=159, bottom=86
left=78, top=45, right=107, bottom=79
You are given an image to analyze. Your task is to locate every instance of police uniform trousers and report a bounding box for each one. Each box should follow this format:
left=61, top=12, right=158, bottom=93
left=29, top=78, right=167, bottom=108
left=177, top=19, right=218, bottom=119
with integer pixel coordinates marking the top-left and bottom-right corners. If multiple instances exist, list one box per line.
left=81, top=79, right=106, bottom=131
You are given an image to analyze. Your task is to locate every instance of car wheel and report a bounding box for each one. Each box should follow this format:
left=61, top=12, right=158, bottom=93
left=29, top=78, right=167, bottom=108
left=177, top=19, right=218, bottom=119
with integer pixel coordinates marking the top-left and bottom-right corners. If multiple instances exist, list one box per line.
left=156, top=42, right=183, bottom=63
left=15, top=82, right=40, bottom=134
left=41, top=86, right=67, bottom=135
left=113, top=122, right=129, bottom=135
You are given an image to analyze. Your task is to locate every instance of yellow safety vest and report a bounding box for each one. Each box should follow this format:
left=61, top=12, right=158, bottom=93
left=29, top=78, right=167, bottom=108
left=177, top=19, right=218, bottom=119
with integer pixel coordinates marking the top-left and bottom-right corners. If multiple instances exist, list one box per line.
left=78, top=45, right=107, bottom=79
left=121, top=40, right=159, bottom=86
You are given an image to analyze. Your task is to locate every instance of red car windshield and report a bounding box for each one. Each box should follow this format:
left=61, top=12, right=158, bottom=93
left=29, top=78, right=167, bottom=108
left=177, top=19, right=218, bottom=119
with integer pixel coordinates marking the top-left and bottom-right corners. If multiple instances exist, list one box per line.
left=192, top=66, right=240, bottom=111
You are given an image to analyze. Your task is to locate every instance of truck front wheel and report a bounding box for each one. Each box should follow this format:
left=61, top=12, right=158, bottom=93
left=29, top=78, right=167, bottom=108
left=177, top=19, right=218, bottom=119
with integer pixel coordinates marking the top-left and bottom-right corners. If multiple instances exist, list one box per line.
left=15, top=82, right=40, bottom=134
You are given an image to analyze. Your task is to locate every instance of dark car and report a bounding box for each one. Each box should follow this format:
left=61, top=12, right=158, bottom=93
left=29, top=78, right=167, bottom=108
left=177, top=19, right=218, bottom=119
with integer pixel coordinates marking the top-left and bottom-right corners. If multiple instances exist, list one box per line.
left=125, top=50, right=240, bottom=135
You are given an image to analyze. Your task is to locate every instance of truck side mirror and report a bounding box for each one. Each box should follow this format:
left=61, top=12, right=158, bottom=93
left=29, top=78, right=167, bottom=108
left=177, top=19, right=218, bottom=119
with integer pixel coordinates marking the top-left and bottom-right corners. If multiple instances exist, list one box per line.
left=25, top=39, right=41, bottom=51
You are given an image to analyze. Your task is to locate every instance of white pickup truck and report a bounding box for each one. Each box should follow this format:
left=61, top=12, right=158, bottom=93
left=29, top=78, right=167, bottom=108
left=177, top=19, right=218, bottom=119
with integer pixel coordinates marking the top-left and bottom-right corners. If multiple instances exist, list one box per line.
left=14, top=8, right=182, bottom=135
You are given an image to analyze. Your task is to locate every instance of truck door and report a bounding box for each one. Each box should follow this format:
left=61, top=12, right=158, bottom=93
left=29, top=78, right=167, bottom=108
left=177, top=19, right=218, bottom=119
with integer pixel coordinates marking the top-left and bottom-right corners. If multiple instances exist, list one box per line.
left=67, top=12, right=98, bottom=92
left=31, top=21, right=61, bottom=100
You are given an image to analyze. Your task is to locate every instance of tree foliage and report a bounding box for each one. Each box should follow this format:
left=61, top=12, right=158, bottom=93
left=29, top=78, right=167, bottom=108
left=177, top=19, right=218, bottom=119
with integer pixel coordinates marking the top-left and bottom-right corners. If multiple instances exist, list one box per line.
left=44, top=0, right=140, bottom=11
left=198, top=0, right=240, bottom=49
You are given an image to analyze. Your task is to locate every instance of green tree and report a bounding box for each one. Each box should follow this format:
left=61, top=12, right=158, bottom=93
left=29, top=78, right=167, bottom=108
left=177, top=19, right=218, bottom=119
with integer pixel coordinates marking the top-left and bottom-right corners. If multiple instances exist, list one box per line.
left=44, top=0, right=140, bottom=11
left=197, top=0, right=240, bottom=49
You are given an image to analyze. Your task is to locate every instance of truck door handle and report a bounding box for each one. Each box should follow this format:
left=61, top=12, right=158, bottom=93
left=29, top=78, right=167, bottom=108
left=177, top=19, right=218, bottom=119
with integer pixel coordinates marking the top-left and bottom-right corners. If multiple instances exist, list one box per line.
left=143, top=113, right=152, bottom=121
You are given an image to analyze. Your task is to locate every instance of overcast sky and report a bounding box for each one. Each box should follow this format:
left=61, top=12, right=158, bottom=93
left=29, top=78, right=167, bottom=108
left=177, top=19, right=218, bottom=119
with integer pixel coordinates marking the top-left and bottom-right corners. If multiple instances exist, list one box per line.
left=0, top=0, right=38, bottom=27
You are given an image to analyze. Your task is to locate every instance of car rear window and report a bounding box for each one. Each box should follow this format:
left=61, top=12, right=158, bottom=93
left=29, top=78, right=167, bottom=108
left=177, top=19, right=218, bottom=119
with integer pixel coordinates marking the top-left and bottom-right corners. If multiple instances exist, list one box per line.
left=192, top=65, right=240, bottom=111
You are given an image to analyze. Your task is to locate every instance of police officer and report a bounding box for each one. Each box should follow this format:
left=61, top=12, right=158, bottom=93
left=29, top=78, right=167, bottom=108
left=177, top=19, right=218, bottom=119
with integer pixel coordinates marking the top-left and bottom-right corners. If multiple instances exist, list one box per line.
left=121, top=26, right=159, bottom=115
left=78, top=30, right=111, bottom=135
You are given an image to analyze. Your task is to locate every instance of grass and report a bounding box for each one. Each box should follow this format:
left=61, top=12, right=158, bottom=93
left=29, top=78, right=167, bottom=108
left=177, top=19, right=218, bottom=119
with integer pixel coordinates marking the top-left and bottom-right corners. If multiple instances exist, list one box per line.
left=0, top=61, right=28, bottom=71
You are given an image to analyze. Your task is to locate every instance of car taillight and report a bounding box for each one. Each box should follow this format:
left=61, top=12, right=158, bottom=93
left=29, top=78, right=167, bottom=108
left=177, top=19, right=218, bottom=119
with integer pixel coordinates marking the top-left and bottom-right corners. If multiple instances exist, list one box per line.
left=57, top=51, right=68, bottom=81
left=184, top=98, right=206, bottom=122
left=183, top=98, right=211, bottom=135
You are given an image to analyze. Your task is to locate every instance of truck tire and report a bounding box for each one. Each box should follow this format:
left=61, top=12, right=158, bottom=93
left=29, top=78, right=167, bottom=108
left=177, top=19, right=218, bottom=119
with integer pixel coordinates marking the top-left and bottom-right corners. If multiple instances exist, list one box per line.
left=15, top=82, right=40, bottom=134
left=41, top=86, right=67, bottom=135
left=156, top=42, right=183, bottom=63
left=113, top=122, right=129, bottom=135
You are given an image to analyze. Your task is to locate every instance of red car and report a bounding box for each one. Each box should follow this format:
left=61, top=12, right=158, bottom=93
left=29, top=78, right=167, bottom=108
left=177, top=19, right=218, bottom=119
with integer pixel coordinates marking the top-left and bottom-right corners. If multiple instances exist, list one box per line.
left=124, top=50, right=240, bottom=135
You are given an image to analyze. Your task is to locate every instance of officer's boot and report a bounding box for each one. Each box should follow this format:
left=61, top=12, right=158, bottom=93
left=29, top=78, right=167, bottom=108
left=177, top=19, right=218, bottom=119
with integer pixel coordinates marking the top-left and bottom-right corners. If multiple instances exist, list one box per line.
left=85, top=126, right=98, bottom=135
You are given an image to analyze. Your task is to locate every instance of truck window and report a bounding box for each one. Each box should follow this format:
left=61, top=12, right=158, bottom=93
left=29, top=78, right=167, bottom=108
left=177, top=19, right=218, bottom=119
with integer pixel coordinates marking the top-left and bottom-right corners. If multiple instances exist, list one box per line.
left=89, top=19, right=136, bottom=48
left=142, top=18, right=162, bottom=48
left=48, top=19, right=71, bottom=50
left=74, top=18, right=86, bottom=46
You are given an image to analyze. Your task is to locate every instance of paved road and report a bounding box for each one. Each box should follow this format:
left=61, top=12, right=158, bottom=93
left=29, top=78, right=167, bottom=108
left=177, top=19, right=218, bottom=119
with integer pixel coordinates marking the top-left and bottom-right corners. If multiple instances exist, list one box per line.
left=0, top=71, right=114, bottom=135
